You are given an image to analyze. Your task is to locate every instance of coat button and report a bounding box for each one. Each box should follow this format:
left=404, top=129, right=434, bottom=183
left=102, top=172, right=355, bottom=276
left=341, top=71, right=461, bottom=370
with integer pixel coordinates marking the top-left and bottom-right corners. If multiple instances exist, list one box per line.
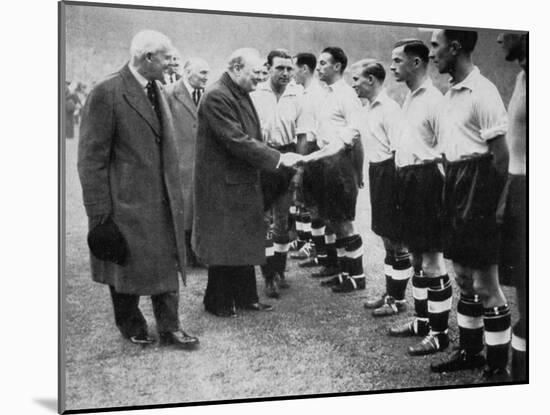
left=155, top=137, right=161, bottom=144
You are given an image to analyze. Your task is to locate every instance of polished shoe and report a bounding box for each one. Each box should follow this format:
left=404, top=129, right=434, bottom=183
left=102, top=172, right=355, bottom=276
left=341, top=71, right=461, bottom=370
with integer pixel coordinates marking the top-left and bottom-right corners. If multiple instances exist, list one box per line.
left=240, top=302, right=274, bottom=312
left=205, top=306, right=238, bottom=318
left=372, top=296, right=407, bottom=317
left=159, top=330, right=200, bottom=349
left=265, top=278, right=280, bottom=299
left=481, top=366, right=511, bottom=383
left=290, top=242, right=316, bottom=260
left=298, top=257, right=320, bottom=268
left=332, top=276, right=366, bottom=293
left=430, top=349, right=486, bottom=373
left=388, top=319, right=430, bottom=337
left=320, top=273, right=348, bottom=287
left=128, top=332, right=155, bottom=345
left=311, top=265, right=341, bottom=278
left=277, top=272, right=290, bottom=289
left=408, top=333, right=449, bottom=356
left=364, top=293, right=388, bottom=309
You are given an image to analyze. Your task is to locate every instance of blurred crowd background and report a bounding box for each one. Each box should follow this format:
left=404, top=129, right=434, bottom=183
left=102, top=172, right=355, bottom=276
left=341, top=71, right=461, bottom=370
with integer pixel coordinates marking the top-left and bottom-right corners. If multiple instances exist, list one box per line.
left=64, top=5, right=520, bottom=137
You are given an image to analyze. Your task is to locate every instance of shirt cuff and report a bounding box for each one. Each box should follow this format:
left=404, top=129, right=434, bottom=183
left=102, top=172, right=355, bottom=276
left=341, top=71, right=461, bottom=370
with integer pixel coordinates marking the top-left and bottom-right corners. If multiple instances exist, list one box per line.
left=480, top=123, right=508, bottom=141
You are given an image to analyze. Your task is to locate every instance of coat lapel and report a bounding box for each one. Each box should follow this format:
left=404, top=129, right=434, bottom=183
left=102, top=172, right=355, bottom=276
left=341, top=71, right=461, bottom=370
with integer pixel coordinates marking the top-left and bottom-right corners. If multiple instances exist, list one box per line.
left=173, top=80, right=197, bottom=119
left=120, top=65, right=161, bottom=137
left=221, top=73, right=262, bottom=141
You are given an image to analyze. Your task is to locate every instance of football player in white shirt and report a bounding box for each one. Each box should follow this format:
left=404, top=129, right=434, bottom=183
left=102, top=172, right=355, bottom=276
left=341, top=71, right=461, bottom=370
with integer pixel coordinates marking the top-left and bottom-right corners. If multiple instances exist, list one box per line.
left=349, top=59, right=416, bottom=323
left=496, top=31, right=527, bottom=382
left=301, top=47, right=366, bottom=293
left=386, top=40, right=452, bottom=356
left=429, top=29, right=511, bottom=381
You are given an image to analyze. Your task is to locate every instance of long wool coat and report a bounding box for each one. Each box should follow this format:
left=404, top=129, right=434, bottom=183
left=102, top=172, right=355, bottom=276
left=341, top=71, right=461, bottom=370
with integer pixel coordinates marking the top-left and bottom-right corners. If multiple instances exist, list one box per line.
left=193, top=72, right=281, bottom=266
left=165, top=80, right=198, bottom=230
left=77, top=64, right=187, bottom=295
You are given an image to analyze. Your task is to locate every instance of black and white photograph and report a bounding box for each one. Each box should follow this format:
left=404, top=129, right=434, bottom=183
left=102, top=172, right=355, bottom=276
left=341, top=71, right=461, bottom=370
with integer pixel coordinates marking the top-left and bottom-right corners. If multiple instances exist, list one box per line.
left=57, top=0, right=531, bottom=412
left=4, top=0, right=540, bottom=413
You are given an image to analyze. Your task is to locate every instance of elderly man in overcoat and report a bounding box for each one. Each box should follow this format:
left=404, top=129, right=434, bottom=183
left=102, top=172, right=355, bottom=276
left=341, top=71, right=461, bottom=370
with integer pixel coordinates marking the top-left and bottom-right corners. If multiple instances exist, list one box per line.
left=166, top=57, right=210, bottom=267
left=78, top=30, right=199, bottom=348
left=193, top=47, right=302, bottom=317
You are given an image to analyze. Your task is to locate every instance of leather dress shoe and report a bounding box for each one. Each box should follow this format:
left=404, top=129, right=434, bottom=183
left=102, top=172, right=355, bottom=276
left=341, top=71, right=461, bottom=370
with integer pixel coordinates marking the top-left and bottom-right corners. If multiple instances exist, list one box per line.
left=128, top=332, right=155, bottom=345
left=265, top=278, right=280, bottom=299
left=408, top=333, right=449, bottom=356
left=159, top=330, right=200, bottom=349
left=241, top=302, right=274, bottom=311
left=205, top=306, right=238, bottom=318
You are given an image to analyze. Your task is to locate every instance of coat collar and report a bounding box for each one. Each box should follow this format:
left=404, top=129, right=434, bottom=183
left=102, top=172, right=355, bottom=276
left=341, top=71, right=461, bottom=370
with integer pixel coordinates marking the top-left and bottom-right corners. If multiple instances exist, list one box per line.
left=120, top=64, right=161, bottom=137
left=220, top=72, right=261, bottom=135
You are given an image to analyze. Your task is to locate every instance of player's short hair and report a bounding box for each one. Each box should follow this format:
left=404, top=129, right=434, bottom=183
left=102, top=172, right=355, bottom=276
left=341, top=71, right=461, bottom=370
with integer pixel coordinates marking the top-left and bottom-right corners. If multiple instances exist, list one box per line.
left=294, top=53, right=317, bottom=73
left=352, top=59, right=386, bottom=82
left=130, top=30, right=173, bottom=59
left=393, top=39, right=430, bottom=63
left=442, top=29, right=478, bottom=54
left=322, top=47, right=348, bottom=72
left=267, top=49, right=292, bottom=66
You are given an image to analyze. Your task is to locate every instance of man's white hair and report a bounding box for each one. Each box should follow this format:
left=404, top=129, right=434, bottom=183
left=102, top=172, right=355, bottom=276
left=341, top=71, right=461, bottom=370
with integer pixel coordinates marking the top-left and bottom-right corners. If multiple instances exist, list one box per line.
left=130, top=30, right=173, bottom=59
left=184, top=57, right=210, bottom=73
left=227, top=48, right=262, bottom=71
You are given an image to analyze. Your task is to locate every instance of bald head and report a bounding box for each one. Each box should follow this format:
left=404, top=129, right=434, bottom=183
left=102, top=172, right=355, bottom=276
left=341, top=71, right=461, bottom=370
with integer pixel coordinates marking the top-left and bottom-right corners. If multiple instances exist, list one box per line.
left=184, top=57, right=210, bottom=89
left=226, top=48, right=265, bottom=92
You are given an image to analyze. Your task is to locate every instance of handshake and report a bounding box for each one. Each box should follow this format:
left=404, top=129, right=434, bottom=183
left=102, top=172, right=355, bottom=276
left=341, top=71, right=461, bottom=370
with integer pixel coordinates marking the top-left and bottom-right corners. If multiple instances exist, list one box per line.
left=279, top=152, right=312, bottom=169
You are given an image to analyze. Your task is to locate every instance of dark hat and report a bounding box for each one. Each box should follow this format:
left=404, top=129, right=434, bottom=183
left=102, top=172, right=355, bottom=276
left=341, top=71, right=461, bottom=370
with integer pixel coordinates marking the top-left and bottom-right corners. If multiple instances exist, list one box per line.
left=87, top=218, right=129, bottom=265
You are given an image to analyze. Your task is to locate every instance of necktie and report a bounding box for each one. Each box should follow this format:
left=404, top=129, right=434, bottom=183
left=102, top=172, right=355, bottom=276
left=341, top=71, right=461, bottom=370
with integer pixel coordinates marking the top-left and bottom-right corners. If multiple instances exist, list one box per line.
left=146, top=81, right=163, bottom=125
left=170, top=73, right=175, bottom=83
left=193, top=88, right=202, bottom=106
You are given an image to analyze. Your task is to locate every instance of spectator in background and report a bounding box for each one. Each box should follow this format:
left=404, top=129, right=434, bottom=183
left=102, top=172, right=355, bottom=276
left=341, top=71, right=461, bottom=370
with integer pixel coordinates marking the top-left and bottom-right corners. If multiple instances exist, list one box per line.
left=193, top=47, right=302, bottom=317
left=78, top=29, right=199, bottom=349
left=164, top=49, right=182, bottom=84
left=74, top=82, right=89, bottom=125
left=496, top=31, right=527, bottom=381
left=65, top=82, right=80, bottom=139
left=166, top=57, right=211, bottom=268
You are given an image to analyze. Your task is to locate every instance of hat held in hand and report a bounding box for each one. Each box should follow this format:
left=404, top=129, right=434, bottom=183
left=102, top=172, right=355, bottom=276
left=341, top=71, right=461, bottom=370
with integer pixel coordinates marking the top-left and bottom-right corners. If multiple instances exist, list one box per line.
left=87, top=217, right=129, bottom=265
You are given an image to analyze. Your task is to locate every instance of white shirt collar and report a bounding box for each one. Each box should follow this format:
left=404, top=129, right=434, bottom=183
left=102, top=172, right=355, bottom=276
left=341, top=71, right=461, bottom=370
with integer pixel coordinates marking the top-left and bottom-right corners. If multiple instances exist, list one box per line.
left=410, top=77, right=433, bottom=97
left=183, top=78, right=202, bottom=97
left=370, top=88, right=389, bottom=107
left=128, top=64, right=149, bottom=90
left=450, top=66, right=481, bottom=91
left=327, top=78, right=347, bottom=92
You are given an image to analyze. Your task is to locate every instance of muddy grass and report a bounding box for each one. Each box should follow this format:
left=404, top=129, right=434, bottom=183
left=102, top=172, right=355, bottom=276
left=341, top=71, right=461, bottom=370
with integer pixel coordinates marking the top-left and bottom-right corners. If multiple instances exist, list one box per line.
left=62, top=135, right=518, bottom=412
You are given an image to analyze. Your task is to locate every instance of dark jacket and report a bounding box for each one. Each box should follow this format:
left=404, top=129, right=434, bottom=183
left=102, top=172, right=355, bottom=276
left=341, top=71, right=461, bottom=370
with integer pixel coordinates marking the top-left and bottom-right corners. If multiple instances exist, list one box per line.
left=77, top=64, right=187, bottom=295
left=193, top=72, right=280, bottom=265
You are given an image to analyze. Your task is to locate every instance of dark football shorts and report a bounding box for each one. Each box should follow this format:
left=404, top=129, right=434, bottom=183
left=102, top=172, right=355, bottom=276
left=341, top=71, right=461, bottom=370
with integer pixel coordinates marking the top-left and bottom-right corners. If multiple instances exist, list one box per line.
left=442, top=153, right=506, bottom=269
left=396, top=161, right=444, bottom=253
left=303, top=145, right=359, bottom=223
left=369, top=157, right=399, bottom=240
left=498, top=174, right=526, bottom=286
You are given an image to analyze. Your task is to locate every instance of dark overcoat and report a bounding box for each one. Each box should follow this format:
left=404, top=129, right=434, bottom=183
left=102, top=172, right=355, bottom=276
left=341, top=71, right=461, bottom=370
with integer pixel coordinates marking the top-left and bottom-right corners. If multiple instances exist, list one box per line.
left=77, top=64, right=187, bottom=295
left=193, top=72, right=280, bottom=266
left=165, top=80, right=197, bottom=230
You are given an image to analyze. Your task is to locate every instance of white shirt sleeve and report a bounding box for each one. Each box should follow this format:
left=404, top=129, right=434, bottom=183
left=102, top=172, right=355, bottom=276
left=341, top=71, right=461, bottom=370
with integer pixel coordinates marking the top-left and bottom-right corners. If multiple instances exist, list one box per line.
left=476, top=84, right=509, bottom=141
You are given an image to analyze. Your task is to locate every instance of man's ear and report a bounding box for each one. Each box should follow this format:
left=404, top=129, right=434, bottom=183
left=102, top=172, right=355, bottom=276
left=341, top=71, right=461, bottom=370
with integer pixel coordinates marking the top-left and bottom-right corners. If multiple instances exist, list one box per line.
left=450, top=40, right=462, bottom=55
left=334, top=62, right=342, bottom=73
